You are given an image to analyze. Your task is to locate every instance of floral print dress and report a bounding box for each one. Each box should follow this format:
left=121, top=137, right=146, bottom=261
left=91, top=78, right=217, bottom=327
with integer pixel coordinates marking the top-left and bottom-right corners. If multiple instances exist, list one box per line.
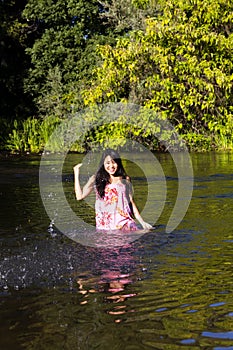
left=95, top=182, right=138, bottom=231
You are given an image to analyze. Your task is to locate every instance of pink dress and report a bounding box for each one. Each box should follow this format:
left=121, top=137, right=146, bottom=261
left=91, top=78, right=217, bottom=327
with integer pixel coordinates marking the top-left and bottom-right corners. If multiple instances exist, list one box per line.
left=95, top=182, right=138, bottom=231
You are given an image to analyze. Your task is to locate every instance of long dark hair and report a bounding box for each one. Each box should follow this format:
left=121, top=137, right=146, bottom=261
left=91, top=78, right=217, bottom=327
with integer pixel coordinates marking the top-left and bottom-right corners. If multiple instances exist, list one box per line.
left=95, top=149, right=128, bottom=198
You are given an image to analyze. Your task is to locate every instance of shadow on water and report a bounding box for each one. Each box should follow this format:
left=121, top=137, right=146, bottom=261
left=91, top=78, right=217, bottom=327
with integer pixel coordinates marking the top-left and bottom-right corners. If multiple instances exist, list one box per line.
left=1, top=152, right=233, bottom=349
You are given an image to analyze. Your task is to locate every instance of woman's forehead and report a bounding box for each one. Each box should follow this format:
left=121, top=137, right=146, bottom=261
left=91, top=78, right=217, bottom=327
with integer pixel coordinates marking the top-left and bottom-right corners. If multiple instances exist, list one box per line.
left=104, top=155, right=115, bottom=162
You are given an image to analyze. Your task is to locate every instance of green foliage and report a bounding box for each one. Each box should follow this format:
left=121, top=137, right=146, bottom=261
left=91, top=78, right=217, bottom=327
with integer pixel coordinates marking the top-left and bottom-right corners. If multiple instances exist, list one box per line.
left=182, top=133, right=213, bottom=152
left=2, top=0, right=233, bottom=153
left=213, top=132, right=233, bottom=151
left=21, top=0, right=163, bottom=118
left=0, top=0, right=34, bottom=119
left=100, top=0, right=161, bottom=33
left=0, top=118, right=14, bottom=150
left=83, top=0, right=233, bottom=150
left=6, top=115, right=86, bottom=154
left=6, top=116, right=59, bottom=153
left=73, top=103, right=185, bottom=152
left=37, top=66, right=80, bottom=118
left=22, top=0, right=109, bottom=107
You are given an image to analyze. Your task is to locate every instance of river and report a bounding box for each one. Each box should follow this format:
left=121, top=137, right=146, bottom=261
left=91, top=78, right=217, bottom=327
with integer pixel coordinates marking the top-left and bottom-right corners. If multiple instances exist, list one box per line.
left=0, top=151, right=233, bottom=349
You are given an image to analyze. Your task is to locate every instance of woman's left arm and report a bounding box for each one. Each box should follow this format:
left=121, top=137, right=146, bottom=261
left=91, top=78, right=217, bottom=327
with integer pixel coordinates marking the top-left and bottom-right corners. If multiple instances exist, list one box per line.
left=130, top=196, right=153, bottom=230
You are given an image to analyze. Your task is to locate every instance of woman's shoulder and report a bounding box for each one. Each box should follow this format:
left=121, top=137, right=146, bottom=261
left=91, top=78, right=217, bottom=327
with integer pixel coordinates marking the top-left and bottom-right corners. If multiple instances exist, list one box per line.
left=120, top=176, right=131, bottom=184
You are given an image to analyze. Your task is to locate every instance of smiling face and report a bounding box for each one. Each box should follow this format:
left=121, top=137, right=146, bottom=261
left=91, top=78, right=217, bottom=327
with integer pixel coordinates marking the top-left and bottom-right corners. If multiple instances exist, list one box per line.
left=103, top=155, right=118, bottom=176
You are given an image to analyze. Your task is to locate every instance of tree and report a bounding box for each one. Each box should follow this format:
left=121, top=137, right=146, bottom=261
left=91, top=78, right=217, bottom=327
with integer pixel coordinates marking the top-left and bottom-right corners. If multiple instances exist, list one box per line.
left=0, top=0, right=34, bottom=119
left=83, top=0, right=233, bottom=148
left=99, top=0, right=162, bottom=33
left=22, top=0, right=111, bottom=112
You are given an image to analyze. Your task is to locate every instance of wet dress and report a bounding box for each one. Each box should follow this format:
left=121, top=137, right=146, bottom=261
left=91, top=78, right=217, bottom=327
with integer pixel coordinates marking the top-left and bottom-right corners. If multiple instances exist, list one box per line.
left=95, top=181, right=138, bottom=231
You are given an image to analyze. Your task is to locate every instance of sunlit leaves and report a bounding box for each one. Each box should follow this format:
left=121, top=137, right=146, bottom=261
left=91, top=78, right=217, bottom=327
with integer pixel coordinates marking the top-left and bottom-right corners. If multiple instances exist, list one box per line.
left=83, top=0, right=233, bottom=149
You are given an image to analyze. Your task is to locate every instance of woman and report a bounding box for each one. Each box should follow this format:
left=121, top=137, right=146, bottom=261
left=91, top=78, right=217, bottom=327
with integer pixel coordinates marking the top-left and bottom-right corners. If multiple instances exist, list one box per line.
left=73, top=149, right=153, bottom=231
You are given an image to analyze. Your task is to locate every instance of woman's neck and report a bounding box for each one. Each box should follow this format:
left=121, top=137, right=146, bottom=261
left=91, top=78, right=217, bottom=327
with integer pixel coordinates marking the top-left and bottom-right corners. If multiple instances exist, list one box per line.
left=109, top=175, right=121, bottom=184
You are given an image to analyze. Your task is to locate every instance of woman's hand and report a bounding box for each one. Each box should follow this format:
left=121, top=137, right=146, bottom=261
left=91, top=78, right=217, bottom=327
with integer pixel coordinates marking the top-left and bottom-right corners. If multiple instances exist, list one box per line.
left=141, top=221, right=154, bottom=230
left=73, top=163, right=83, bottom=172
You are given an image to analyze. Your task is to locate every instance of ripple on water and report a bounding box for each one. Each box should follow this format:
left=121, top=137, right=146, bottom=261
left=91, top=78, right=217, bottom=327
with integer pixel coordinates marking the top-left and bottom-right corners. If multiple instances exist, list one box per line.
left=202, top=331, right=233, bottom=340
left=1, top=153, right=233, bottom=349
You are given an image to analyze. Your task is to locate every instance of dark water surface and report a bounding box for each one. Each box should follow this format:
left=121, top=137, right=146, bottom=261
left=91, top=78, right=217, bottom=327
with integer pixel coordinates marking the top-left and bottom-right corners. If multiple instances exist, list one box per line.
left=0, top=152, right=233, bottom=350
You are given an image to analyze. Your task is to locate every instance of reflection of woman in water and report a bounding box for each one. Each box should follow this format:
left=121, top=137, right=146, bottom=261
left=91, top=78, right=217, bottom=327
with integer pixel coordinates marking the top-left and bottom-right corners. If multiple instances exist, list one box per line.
left=73, top=148, right=153, bottom=231
left=77, top=245, right=141, bottom=321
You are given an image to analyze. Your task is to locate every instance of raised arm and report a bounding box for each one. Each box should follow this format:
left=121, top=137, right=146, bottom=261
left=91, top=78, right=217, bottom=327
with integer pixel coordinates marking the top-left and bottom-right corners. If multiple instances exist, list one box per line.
left=73, top=163, right=95, bottom=200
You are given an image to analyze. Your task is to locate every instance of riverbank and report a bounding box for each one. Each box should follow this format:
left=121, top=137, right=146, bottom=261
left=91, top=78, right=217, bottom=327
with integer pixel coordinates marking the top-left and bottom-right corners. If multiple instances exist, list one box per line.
left=1, top=113, right=233, bottom=155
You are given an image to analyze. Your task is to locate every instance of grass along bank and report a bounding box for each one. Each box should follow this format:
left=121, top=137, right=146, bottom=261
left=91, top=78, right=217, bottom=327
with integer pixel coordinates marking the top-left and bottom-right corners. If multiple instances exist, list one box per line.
left=3, top=115, right=233, bottom=154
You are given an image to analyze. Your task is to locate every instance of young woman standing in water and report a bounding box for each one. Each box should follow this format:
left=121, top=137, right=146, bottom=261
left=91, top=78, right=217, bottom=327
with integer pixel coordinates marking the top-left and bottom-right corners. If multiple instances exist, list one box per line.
left=73, top=149, right=153, bottom=231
